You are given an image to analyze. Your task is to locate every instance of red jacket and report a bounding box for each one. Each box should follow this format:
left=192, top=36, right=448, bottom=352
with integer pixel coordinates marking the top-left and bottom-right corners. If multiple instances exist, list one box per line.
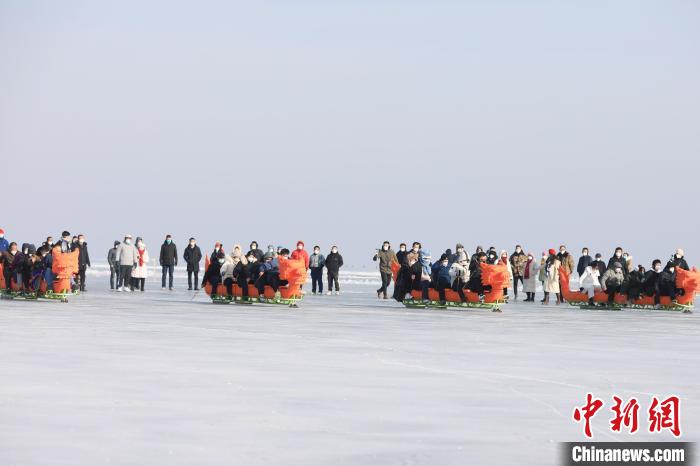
left=291, top=249, right=310, bottom=269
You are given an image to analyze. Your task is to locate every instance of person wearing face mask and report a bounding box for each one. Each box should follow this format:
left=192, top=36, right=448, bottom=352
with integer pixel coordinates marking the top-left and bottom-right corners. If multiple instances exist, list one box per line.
left=556, top=245, right=575, bottom=275
left=107, top=241, right=121, bottom=290
left=58, top=231, right=71, bottom=253
left=74, top=234, right=90, bottom=292
left=466, top=252, right=488, bottom=300
left=1, top=242, right=23, bottom=291
left=373, top=241, right=398, bottom=299
left=70, top=236, right=79, bottom=252
left=469, top=246, right=484, bottom=273
left=521, top=253, right=539, bottom=302
left=130, top=238, right=149, bottom=292
left=600, top=262, right=625, bottom=305
left=396, top=243, right=408, bottom=265
left=202, top=251, right=225, bottom=297
left=246, top=241, right=265, bottom=263
left=183, top=238, right=203, bottom=291
left=434, top=254, right=453, bottom=305
left=0, top=229, right=9, bottom=253
left=623, top=263, right=646, bottom=301
left=643, top=260, right=674, bottom=307
left=498, top=250, right=513, bottom=299
left=308, top=245, right=326, bottom=295
left=486, top=249, right=499, bottom=265
left=577, top=248, right=592, bottom=278
left=209, top=242, right=224, bottom=262
left=509, top=245, right=527, bottom=300
left=591, top=253, right=607, bottom=277
left=578, top=264, right=601, bottom=305
left=666, top=248, right=689, bottom=271
left=451, top=244, right=467, bottom=265
left=19, top=243, right=37, bottom=290
left=537, top=252, right=548, bottom=292
left=607, top=247, right=627, bottom=277
left=290, top=241, right=310, bottom=292
left=115, top=234, right=139, bottom=292
left=158, top=234, right=177, bottom=290
left=44, top=236, right=54, bottom=249
left=28, top=246, right=49, bottom=292
left=543, top=249, right=561, bottom=305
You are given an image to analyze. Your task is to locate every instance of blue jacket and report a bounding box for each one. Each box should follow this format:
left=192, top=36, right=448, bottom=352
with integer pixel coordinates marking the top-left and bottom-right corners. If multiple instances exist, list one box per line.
left=309, top=253, right=325, bottom=269
left=0, top=237, right=8, bottom=252
left=419, top=249, right=432, bottom=277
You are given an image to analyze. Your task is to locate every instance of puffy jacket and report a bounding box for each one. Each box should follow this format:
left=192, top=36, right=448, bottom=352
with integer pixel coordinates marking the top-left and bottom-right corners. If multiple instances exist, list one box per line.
left=509, top=251, right=527, bottom=276
left=579, top=266, right=600, bottom=287
left=557, top=252, right=575, bottom=274
left=107, top=247, right=118, bottom=267
left=115, top=243, right=139, bottom=266
left=436, top=264, right=451, bottom=284
left=183, top=245, right=203, bottom=272
left=75, top=243, right=91, bottom=268
left=159, top=241, right=178, bottom=266
left=325, top=252, right=343, bottom=274
left=601, top=268, right=624, bottom=289
left=577, top=255, right=592, bottom=276
left=291, top=248, right=310, bottom=269
left=309, top=253, right=325, bottom=269
left=220, top=257, right=236, bottom=281
left=666, top=256, right=689, bottom=271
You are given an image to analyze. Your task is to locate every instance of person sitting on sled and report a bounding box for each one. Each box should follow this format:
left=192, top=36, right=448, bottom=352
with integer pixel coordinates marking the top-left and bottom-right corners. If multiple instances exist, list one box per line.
left=666, top=248, right=689, bottom=271
left=417, top=250, right=432, bottom=303
left=1, top=242, right=23, bottom=290
left=219, top=252, right=237, bottom=298
left=623, top=264, right=647, bottom=301
left=20, top=243, right=37, bottom=290
left=27, top=247, right=49, bottom=291
left=579, top=263, right=601, bottom=305
left=466, top=252, right=489, bottom=301
left=202, top=251, right=225, bottom=297
left=233, top=250, right=250, bottom=299
left=433, top=255, right=452, bottom=305
left=449, top=253, right=470, bottom=303
left=255, top=252, right=278, bottom=297
left=644, top=259, right=678, bottom=308
left=601, top=262, right=625, bottom=305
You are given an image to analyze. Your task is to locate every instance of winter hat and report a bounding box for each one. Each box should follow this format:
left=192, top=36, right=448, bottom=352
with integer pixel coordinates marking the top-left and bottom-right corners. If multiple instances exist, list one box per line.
left=114, top=240, right=120, bottom=246
left=215, top=242, right=222, bottom=248
left=420, top=249, right=431, bottom=259
left=439, top=253, right=448, bottom=262
left=548, top=249, right=556, bottom=255
left=613, top=262, right=623, bottom=269
left=0, top=228, right=4, bottom=235
left=297, top=240, right=304, bottom=248
left=676, top=248, right=684, bottom=256
left=267, top=244, right=275, bottom=251
left=456, top=243, right=464, bottom=250
left=263, top=252, right=273, bottom=260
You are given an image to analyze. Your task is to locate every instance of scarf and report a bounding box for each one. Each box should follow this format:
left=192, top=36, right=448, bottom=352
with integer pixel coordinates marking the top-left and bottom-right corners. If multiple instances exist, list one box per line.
left=138, top=248, right=146, bottom=267
left=524, top=258, right=533, bottom=279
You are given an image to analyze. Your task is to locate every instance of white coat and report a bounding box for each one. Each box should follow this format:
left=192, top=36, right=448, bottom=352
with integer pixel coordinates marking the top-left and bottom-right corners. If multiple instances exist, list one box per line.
left=523, top=259, right=539, bottom=293
left=131, top=248, right=150, bottom=279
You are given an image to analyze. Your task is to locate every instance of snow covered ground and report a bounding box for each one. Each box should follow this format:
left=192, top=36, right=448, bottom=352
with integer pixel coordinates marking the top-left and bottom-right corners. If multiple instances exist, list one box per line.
left=0, top=271, right=697, bottom=466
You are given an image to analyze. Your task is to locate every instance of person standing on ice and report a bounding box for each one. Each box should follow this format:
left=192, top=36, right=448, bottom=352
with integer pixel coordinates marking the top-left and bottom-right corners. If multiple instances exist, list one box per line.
left=509, top=245, right=527, bottom=300
left=74, top=234, right=91, bottom=292
left=396, top=243, right=408, bottom=265
left=325, top=246, right=343, bottom=295
left=159, top=234, right=177, bottom=290
left=542, top=249, right=561, bottom=305
left=373, top=241, right=398, bottom=299
left=107, top=241, right=120, bottom=290
left=577, top=247, right=592, bottom=279
left=131, top=237, right=149, bottom=292
left=500, top=250, right=513, bottom=300
left=0, top=228, right=8, bottom=252
left=184, top=238, right=203, bottom=291
left=522, top=252, right=539, bottom=302
left=115, top=234, right=139, bottom=292
left=308, top=245, right=325, bottom=295
left=557, top=245, right=575, bottom=275
left=291, top=241, right=310, bottom=291
left=58, top=231, right=71, bottom=253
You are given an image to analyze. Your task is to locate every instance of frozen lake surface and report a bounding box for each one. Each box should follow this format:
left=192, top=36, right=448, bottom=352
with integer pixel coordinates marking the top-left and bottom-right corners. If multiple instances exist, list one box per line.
left=1, top=273, right=697, bottom=466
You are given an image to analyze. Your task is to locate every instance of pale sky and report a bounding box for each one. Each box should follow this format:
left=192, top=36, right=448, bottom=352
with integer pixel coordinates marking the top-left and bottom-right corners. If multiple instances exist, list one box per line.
left=1, top=0, right=698, bottom=268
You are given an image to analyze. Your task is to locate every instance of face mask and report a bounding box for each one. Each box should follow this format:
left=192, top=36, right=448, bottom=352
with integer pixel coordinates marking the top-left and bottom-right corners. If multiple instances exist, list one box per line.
left=655, top=266, right=662, bottom=272
left=314, top=250, right=320, bottom=254
left=331, top=249, right=337, bottom=253
left=623, top=254, right=628, bottom=259
left=527, top=256, right=533, bottom=260
left=218, top=259, right=225, bottom=264
left=215, top=247, right=220, bottom=252
left=413, top=247, right=419, bottom=252
left=251, top=245, right=257, bottom=250
left=383, top=246, right=389, bottom=251
left=615, top=268, right=622, bottom=273
left=79, top=239, right=84, bottom=244
left=560, top=250, right=566, bottom=254
left=125, top=239, right=131, bottom=245
left=516, top=248, right=521, bottom=253
left=669, top=268, right=675, bottom=274
left=676, top=254, right=681, bottom=259
left=137, top=242, right=143, bottom=248
left=616, top=252, right=622, bottom=257
left=48, top=241, right=53, bottom=246
left=0, top=235, right=3, bottom=239
left=190, top=243, right=195, bottom=247
left=166, top=239, right=171, bottom=244
left=400, top=247, right=406, bottom=252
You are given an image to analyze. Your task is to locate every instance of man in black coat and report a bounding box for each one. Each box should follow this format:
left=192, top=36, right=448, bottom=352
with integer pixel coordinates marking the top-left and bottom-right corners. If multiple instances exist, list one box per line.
left=577, top=247, right=592, bottom=277
left=325, top=246, right=344, bottom=294
left=74, top=234, right=90, bottom=292
left=183, top=237, right=203, bottom=290
left=159, top=234, right=178, bottom=290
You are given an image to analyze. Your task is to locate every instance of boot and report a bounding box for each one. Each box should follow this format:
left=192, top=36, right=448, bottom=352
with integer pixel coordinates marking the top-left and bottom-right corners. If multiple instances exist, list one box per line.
left=543, top=292, right=549, bottom=304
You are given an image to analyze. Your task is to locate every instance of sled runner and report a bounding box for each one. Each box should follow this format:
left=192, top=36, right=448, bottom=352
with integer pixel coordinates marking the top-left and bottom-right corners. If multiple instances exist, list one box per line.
left=560, top=268, right=697, bottom=313
left=393, top=262, right=509, bottom=312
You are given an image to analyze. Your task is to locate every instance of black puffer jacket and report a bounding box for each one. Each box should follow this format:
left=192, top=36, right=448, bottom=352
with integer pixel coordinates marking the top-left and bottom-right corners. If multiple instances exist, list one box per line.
left=183, top=245, right=203, bottom=272
left=160, top=241, right=178, bottom=266
left=325, top=252, right=344, bottom=274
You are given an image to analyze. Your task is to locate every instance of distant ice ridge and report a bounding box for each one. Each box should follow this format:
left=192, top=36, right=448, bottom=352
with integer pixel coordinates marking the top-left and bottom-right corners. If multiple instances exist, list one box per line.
left=85, top=263, right=383, bottom=285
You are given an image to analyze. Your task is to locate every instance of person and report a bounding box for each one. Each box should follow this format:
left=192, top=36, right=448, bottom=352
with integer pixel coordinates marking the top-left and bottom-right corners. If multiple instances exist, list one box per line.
left=396, top=243, right=408, bottom=266
left=43, top=236, right=54, bottom=250
left=255, top=251, right=287, bottom=299
left=108, top=241, right=120, bottom=290
left=325, top=246, right=343, bottom=295
left=579, top=264, right=601, bottom=305
left=418, top=249, right=432, bottom=303
left=577, top=247, right=592, bottom=278
left=434, top=254, right=452, bottom=305
left=0, top=228, right=8, bottom=252
left=71, top=236, right=79, bottom=251
left=244, top=252, right=262, bottom=298
left=1, top=242, right=22, bottom=290
left=644, top=260, right=676, bottom=308
left=159, top=234, right=177, bottom=290
left=543, top=249, right=561, bottom=305
left=246, top=241, right=264, bottom=262
left=42, top=244, right=55, bottom=290
left=184, top=238, right=203, bottom=290
left=20, top=243, right=37, bottom=290
left=308, top=246, right=325, bottom=295
left=202, top=251, right=225, bottom=296
left=658, top=262, right=678, bottom=306
left=601, top=262, right=625, bottom=305
left=291, top=240, right=310, bottom=273
left=469, top=246, right=484, bottom=273
left=608, top=247, right=627, bottom=277
left=58, top=231, right=71, bottom=253
left=74, top=234, right=91, bottom=292
left=624, top=264, right=646, bottom=301
left=131, top=238, right=149, bottom=291
left=499, top=250, right=513, bottom=299
left=220, top=252, right=237, bottom=297
left=522, top=253, right=539, bottom=302
left=28, top=247, right=49, bottom=291
left=448, top=253, right=470, bottom=303
left=509, top=245, right=527, bottom=300
left=537, top=252, right=547, bottom=294
left=557, top=245, right=575, bottom=275
left=115, top=234, right=139, bottom=292
left=232, top=250, right=250, bottom=299
left=373, top=241, right=398, bottom=299
left=210, top=242, right=224, bottom=262
left=466, top=252, right=488, bottom=300
left=591, top=253, right=607, bottom=277
left=486, top=248, right=499, bottom=265
left=666, top=248, right=689, bottom=271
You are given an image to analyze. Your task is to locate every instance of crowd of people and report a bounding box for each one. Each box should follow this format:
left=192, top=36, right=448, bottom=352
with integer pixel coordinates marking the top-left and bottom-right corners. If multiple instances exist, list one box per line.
left=0, top=229, right=90, bottom=293
left=373, top=241, right=691, bottom=308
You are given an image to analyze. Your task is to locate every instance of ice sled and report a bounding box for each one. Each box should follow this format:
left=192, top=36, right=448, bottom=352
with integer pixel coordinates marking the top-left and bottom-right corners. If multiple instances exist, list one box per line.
left=559, top=267, right=698, bottom=313
left=393, top=262, right=510, bottom=312
left=204, top=256, right=306, bottom=307
left=0, top=246, right=80, bottom=303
